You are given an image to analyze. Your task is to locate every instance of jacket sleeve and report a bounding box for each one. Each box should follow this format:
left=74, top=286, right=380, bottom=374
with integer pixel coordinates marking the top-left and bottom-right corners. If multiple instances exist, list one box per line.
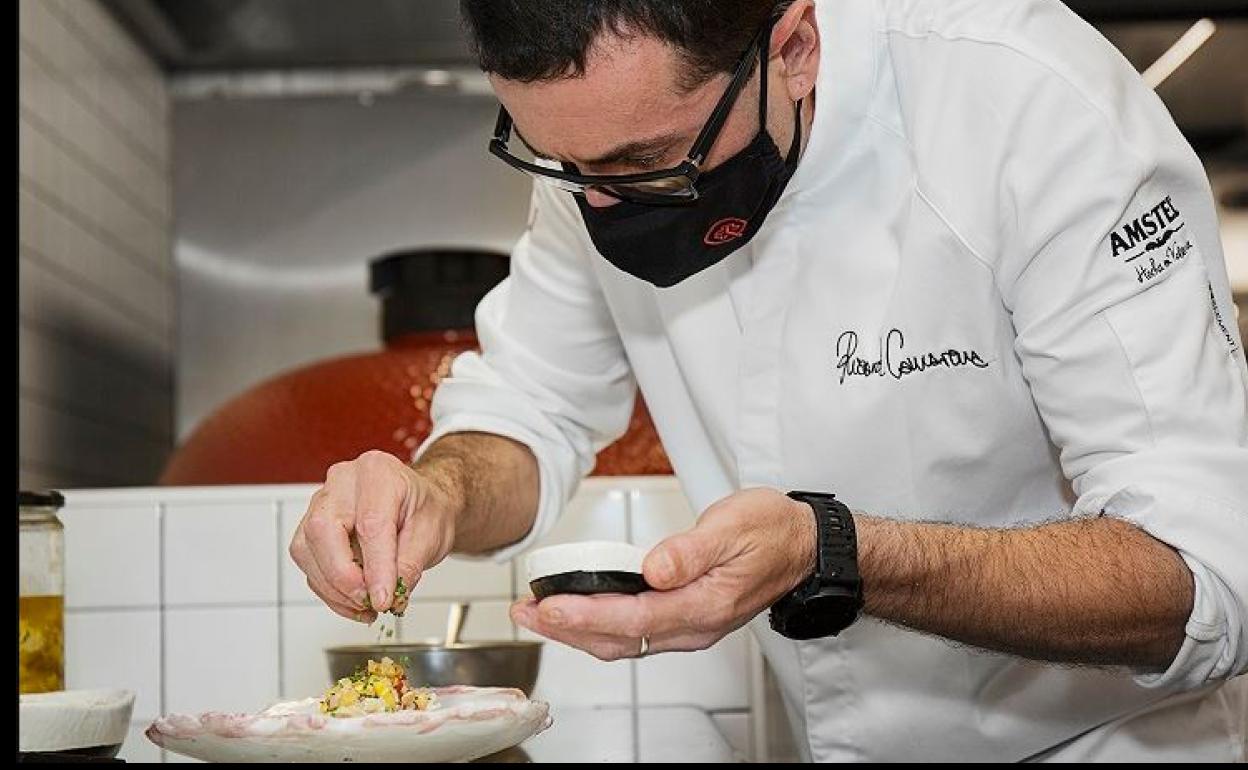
left=415, top=181, right=635, bottom=563
left=894, top=3, right=1248, bottom=689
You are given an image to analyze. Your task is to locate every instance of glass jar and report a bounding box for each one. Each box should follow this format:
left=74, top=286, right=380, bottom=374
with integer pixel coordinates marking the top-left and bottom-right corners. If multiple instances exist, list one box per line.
left=20, top=490, right=65, bottom=694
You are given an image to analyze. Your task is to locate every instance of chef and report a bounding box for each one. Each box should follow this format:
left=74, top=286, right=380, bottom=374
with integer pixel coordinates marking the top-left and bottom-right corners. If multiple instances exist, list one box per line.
left=289, top=0, right=1248, bottom=761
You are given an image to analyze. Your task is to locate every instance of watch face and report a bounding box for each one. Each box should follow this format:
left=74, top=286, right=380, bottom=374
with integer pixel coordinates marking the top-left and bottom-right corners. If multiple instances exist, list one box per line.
left=772, top=593, right=860, bottom=640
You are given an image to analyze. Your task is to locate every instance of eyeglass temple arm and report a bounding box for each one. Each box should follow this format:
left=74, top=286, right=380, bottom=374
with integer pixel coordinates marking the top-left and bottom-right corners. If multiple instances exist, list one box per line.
left=492, top=107, right=512, bottom=141
left=492, top=15, right=773, bottom=166
left=686, top=23, right=770, bottom=165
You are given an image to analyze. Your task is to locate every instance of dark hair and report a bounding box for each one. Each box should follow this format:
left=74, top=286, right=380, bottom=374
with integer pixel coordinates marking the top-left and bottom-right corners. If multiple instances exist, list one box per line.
left=460, top=1, right=786, bottom=91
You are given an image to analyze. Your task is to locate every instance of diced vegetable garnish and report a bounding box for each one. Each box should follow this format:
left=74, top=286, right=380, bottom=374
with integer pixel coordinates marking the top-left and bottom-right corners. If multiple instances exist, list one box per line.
left=318, top=657, right=436, bottom=717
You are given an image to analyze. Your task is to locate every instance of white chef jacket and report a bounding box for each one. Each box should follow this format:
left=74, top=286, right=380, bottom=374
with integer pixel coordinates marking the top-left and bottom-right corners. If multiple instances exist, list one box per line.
left=418, top=0, right=1248, bottom=761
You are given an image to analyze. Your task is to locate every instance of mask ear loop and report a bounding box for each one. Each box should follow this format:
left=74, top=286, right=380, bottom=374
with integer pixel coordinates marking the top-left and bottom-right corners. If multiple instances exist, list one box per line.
left=760, top=16, right=804, bottom=165
left=785, top=98, right=804, bottom=164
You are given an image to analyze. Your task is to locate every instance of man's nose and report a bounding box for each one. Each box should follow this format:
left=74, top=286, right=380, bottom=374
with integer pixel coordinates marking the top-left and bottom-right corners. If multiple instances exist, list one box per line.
left=582, top=188, right=623, bottom=208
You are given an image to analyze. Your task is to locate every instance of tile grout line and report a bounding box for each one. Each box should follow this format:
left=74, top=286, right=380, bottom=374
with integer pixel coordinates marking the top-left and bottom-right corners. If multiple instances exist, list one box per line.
left=625, top=489, right=640, bottom=763
left=156, top=500, right=167, bottom=763
left=19, top=102, right=169, bottom=228
left=18, top=315, right=172, bottom=396
left=18, top=33, right=168, bottom=175
left=70, top=600, right=298, bottom=612
left=19, top=386, right=176, bottom=444
left=19, top=241, right=171, bottom=347
left=19, top=174, right=169, bottom=284
left=275, top=499, right=285, bottom=700
left=35, top=1, right=170, bottom=139
left=510, top=548, right=518, bottom=642
left=65, top=604, right=163, bottom=613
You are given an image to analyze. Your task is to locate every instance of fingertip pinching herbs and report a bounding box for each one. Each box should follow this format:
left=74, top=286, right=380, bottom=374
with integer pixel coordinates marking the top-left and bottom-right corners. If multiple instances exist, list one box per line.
left=360, top=576, right=410, bottom=617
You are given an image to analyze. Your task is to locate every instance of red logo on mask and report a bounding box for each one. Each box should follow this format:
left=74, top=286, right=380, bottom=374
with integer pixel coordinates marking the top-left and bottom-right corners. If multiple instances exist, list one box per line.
left=703, top=217, right=748, bottom=246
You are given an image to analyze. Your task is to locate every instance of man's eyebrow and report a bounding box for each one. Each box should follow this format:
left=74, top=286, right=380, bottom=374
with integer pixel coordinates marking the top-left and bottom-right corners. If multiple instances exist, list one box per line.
left=514, top=127, right=686, bottom=166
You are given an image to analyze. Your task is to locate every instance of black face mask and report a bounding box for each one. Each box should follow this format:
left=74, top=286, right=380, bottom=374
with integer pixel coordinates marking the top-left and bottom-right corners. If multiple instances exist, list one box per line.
left=572, top=60, right=804, bottom=288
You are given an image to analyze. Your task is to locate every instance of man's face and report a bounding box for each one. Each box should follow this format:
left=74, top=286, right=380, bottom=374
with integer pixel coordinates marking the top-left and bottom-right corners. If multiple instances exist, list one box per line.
left=490, top=31, right=766, bottom=208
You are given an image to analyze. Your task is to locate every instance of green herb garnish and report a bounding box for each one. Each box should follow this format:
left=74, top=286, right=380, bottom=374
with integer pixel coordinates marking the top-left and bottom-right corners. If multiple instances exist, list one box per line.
left=359, top=577, right=409, bottom=616
left=389, top=576, right=408, bottom=617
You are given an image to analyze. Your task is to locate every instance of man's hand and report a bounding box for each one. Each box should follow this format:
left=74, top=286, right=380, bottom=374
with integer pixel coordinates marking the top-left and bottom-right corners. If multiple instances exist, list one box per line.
left=288, top=450, right=460, bottom=623
left=511, top=488, right=816, bottom=659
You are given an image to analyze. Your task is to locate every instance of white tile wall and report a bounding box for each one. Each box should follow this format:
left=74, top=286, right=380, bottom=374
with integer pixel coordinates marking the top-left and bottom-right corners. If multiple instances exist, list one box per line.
left=64, top=609, right=161, bottom=720
left=60, top=503, right=160, bottom=609
left=540, top=485, right=631, bottom=546
left=164, top=607, right=280, bottom=715
left=18, top=0, right=173, bottom=490
left=628, top=486, right=698, bottom=550
left=637, top=707, right=738, bottom=762
left=637, top=631, right=751, bottom=709
left=520, top=626, right=635, bottom=708
left=163, top=502, right=278, bottom=606
left=277, top=494, right=318, bottom=605
left=523, top=707, right=636, bottom=763
left=409, top=556, right=514, bottom=601
left=398, top=600, right=516, bottom=643
left=59, top=478, right=762, bottom=761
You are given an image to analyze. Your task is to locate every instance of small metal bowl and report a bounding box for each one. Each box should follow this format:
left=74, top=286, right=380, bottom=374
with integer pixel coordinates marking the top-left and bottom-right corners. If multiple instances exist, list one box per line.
left=325, top=641, right=543, bottom=696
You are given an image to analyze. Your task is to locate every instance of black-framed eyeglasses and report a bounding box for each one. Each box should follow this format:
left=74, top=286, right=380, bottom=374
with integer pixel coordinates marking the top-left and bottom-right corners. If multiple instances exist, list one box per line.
left=488, top=15, right=774, bottom=205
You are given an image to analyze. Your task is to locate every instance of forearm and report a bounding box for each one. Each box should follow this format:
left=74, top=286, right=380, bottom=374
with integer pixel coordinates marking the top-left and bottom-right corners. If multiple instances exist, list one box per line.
left=856, top=513, right=1194, bottom=669
left=413, top=432, right=540, bottom=555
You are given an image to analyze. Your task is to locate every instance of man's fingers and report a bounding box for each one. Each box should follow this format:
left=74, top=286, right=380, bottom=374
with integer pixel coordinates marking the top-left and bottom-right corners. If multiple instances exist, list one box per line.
left=354, top=456, right=405, bottom=612
left=510, top=598, right=716, bottom=659
left=291, top=526, right=362, bottom=611
left=517, top=585, right=717, bottom=639
left=394, top=496, right=454, bottom=598
left=308, top=577, right=377, bottom=624
left=643, top=526, right=730, bottom=591
left=305, top=509, right=368, bottom=609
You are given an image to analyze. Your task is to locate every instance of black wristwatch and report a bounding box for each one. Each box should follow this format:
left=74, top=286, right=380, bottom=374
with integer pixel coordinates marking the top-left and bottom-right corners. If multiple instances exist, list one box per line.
left=768, top=491, right=864, bottom=640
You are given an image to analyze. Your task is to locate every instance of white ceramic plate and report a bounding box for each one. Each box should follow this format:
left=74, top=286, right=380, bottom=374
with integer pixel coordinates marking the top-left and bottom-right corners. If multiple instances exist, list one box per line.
left=20, top=688, right=135, bottom=754
left=146, top=686, right=551, bottom=763
left=525, top=540, right=647, bottom=582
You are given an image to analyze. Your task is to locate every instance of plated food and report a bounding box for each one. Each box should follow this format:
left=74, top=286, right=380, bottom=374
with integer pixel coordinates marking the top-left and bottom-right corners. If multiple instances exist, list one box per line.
left=147, top=658, right=551, bottom=763
left=350, top=533, right=410, bottom=617
left=526, top=541, right=652, bottom=599
left=319, top=656, right=435, bottom=717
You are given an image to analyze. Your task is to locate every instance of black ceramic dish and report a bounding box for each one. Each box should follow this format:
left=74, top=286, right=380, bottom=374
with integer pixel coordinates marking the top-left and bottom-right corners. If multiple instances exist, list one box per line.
left=525, top=541, right=652, bottom=600
left=18, top=745, right=124, bottom=763
left=529, top=570, right=651, bottom=599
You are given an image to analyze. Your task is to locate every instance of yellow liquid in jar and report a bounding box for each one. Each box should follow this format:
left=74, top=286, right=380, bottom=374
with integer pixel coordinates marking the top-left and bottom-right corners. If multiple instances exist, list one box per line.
left=19, top=595, right=64, bottom=694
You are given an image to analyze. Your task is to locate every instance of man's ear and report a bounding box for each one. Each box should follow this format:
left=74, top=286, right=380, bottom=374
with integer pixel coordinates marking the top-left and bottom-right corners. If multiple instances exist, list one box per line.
left=771, top=0, right=820, bottom=102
